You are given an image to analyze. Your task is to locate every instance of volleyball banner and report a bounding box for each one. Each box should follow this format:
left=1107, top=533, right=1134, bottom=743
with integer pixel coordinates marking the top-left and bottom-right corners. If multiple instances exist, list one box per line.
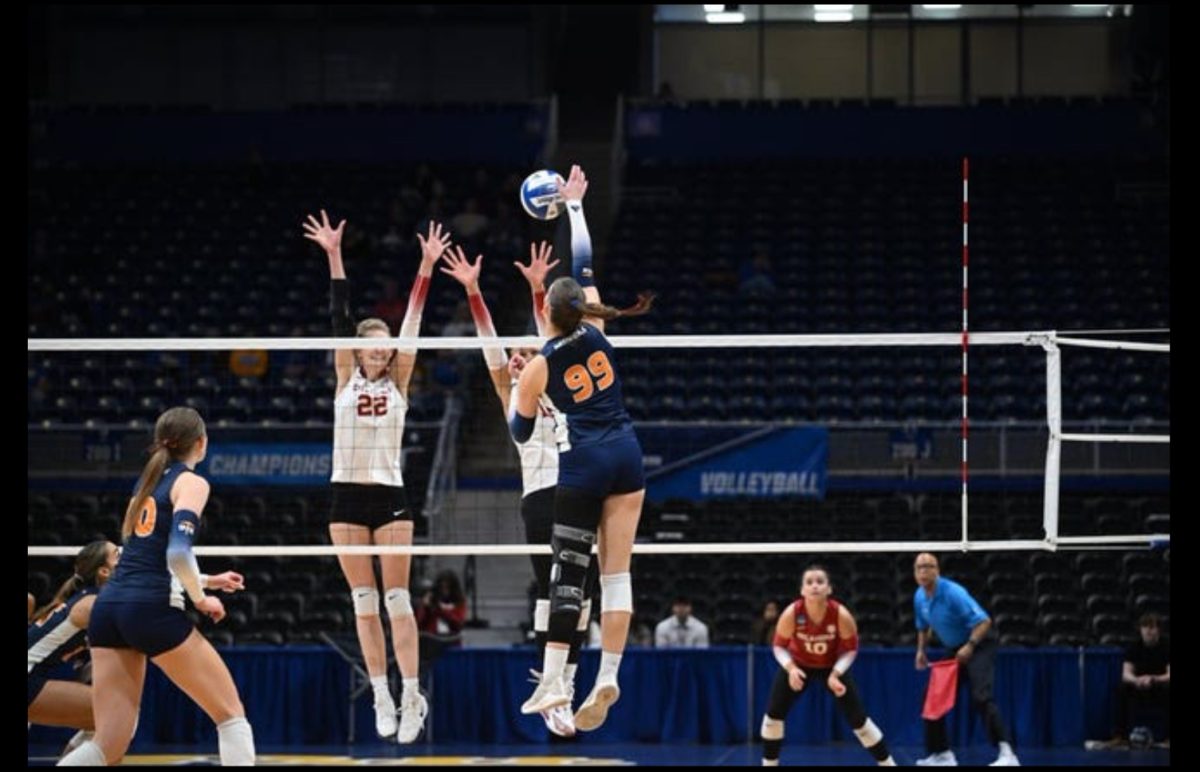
left=644, top=426, right=828, bottom=500
left=202, top=443, right=333, bottom=486
left=27, top=426, right=437, bottom=488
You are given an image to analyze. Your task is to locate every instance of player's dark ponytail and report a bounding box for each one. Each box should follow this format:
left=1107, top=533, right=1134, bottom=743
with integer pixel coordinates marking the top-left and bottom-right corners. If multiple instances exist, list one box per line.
left=122, top=407, right=206, bottom=540
left=30, top=540, right=111, bottom=623
left=546, top=276, right=654, bottom=334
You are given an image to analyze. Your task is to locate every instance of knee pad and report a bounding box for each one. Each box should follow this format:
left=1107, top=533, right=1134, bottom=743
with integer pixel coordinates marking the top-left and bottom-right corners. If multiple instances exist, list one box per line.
left=600, top=572, right=633, bottom=613
left=761, top=715, right=785, bottom=740
left=352, top=586, right=380, bottom=617
left=534, top=599, right=550, bottom=633
left=385, top=587, right=413, bottom=618
left=854, top=718, right=883, bottom=747
left=549, top=528, right=594, bottom=640
left=549, top=522, right=595, bottom=617
left=576, top=599, right=592, bottom=631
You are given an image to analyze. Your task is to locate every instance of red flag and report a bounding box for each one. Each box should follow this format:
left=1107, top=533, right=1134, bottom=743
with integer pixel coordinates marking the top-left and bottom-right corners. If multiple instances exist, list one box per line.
left=922, top=659, right=960, bottom=720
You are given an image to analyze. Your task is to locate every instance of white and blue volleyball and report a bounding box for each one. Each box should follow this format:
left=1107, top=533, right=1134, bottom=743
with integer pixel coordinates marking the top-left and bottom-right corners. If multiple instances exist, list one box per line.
left=519, top=169, right=564, bottom=221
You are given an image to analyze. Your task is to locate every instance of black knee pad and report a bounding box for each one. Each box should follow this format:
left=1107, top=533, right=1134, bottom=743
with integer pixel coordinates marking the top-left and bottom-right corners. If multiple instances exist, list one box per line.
left=547, top=488, right=603, bottom=640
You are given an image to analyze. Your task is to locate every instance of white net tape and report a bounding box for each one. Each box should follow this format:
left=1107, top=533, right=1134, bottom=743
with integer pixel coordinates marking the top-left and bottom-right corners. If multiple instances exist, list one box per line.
left=28, top=329, right=1169, bottom=558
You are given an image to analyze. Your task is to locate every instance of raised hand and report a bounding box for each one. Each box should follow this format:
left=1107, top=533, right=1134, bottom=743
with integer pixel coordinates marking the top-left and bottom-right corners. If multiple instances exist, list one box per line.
left=417, top=220, right=454, bottom=269
left=302, top=209, right=346, bottom=255
left=439, top=245, right=483, bottom=292
left=556, top=164, right=588, bottom=203
left=514, top=240, right=559, bottom=289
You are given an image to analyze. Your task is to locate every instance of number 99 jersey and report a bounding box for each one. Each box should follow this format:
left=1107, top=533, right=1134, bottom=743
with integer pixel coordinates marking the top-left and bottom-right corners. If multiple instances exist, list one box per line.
left=540, top=323, right=634, bottom=451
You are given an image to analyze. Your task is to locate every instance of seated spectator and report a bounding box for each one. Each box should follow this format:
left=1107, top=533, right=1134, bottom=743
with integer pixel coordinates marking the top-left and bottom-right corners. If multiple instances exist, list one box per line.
left=415, top=570, right=468, bottom=642
left=654, top=596, right=710, bottom=648
left=1107, top=613, right=1170, bottom=748
left=750, top=600, right=780, bottom=646
left=628, top=622, right=653, bottom=647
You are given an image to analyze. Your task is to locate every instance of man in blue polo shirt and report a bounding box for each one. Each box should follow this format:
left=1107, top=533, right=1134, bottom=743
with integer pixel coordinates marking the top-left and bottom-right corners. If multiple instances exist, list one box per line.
left=913, top=553, right=1019, bottom=767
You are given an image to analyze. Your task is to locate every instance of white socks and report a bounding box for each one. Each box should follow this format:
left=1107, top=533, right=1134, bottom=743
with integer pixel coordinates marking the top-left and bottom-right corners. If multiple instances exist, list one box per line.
left=217, top=716, right=256, bottom=766
left=565, top=663, right=578, bottom=684
left=371, top=675, right=392, bottom=702
left=56, top=740, right=105, bottom=766
left=543, top=646, right=569, bottom=680
left=598, top=651, right=622, bottom=683
left=402, top=677, right=420, bottom=701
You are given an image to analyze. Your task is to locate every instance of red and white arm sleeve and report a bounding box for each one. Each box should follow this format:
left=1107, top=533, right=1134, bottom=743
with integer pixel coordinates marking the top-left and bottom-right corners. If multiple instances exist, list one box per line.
left=468, top=291, right=508, bottom=369
left=833, top=634, right=859, bottom=675
left=398, top=274, right=431, bottom=354
left=531, top=288, right=548, bottom=337
left=772, top=634, right=794, bottom=669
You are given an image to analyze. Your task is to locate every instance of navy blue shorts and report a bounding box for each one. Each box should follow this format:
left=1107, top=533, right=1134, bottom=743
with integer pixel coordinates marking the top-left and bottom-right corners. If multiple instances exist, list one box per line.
left=88, top=599, right=194, bottom=657
left=27, top=673, right=47, bottom=706
left=558, top=434, right=645, bottom=497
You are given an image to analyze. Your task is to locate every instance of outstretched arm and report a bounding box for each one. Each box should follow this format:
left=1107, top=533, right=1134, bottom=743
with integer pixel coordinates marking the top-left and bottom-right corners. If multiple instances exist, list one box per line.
left=391, top=221, right=453, bottom=396
left=439, top=245, right=512, bottom=409
left=514, top=240, right=559, bottom=337
left=303, top=209, right=355, bottom=391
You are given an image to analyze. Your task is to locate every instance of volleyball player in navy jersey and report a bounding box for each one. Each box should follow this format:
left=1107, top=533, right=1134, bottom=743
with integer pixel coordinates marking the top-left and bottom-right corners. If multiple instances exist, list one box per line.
left=304, top=210, right=452, bottom=743
left=28, top=540, right=118, bottom=733
left=59, top=407, right=252, bottom=766
left=509, top=165, right=654, bottom=732
left=439, top=240, right=599, bottom=737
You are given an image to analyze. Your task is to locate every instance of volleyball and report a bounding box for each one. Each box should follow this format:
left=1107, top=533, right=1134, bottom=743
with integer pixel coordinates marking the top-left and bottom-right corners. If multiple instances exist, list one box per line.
left=520, top=169, right=564, bottom=221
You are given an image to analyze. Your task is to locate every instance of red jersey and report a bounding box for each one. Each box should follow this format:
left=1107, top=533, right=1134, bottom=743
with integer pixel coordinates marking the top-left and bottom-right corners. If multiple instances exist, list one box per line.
left=784, top=598, right=845, bottom=669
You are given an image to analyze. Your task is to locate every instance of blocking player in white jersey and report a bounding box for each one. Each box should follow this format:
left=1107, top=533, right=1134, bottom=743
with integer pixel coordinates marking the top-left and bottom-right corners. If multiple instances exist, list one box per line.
left=439, top=240, right=598, bottom=737
left=304, top=209, right=452, bottom=743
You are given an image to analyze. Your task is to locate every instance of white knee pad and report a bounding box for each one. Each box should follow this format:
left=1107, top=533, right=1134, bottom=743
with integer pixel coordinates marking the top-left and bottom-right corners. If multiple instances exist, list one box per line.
left=854, top=718, right=883, bottom=747
left=217, top=716, right=256, bottom=766
left=599, top=572, right=632, bottom=613
left=385, top=587, right=413, bottom=618
left=352, top=586, right=380, bottom=617
left=761, top=716, right=785, bottom=740
left=577, top=598, right=592, bottom=631
left=534, top=599, right=550, bottom=632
